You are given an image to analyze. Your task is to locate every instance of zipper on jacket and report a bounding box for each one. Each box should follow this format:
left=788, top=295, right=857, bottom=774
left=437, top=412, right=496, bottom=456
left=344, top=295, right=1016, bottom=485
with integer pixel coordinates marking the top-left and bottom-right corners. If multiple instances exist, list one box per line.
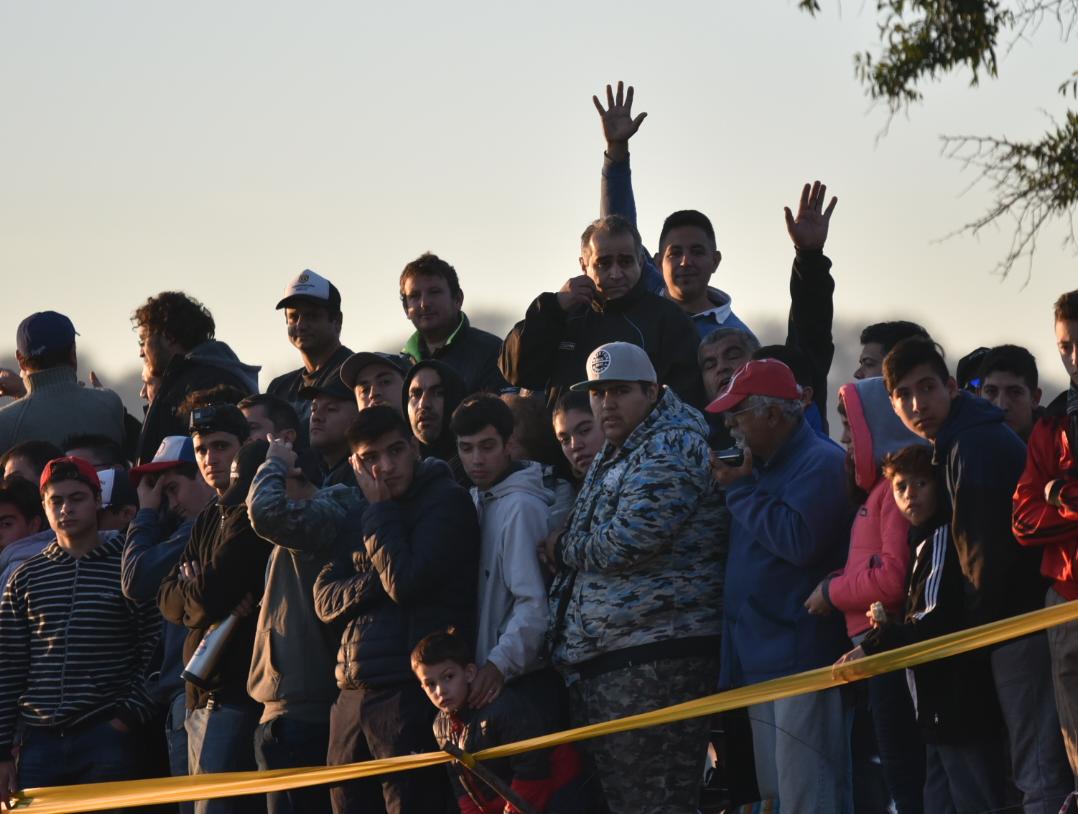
left=57, top=557, right=78, bottom=720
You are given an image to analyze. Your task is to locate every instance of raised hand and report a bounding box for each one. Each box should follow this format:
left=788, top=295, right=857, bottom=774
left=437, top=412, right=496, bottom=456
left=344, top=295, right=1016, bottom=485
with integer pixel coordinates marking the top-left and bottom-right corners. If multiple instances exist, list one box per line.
left=136, top=473, right=165, bottom=512
left=784, top=180, right=838, bottom=252
left=352, top=454, right=391, bottom=504
left=556, top=275, right=598, bottom=313
left=592, top=81, right=647, bottom=162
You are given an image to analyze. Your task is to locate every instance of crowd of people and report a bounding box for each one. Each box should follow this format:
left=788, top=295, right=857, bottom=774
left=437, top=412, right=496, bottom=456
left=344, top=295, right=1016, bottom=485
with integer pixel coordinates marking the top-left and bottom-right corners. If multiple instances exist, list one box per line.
left=0, top=82, right=1076, bottom=814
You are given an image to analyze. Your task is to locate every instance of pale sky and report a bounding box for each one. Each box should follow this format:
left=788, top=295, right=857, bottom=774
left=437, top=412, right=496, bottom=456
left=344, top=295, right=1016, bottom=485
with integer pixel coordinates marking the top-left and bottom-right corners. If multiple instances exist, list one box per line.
left=2, top=2, right=1074, bottom=405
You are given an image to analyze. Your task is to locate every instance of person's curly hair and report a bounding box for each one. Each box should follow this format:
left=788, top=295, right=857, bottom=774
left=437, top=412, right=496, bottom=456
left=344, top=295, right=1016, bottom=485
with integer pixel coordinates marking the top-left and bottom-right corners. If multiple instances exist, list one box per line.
left=132, top=291, right=215, bottom=351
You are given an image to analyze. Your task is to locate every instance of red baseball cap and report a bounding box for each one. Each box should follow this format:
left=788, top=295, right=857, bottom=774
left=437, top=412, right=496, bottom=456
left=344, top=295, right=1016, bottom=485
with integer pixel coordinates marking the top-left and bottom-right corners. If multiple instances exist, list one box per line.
left=705, top=359, right=801, bottom=414
left=39, top=456, right=102, bottom=493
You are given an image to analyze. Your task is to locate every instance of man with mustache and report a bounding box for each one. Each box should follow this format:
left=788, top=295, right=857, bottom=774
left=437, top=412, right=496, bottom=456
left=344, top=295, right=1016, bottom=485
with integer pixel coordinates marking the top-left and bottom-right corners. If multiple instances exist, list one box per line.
left=267, top=270, right=353, bottom=434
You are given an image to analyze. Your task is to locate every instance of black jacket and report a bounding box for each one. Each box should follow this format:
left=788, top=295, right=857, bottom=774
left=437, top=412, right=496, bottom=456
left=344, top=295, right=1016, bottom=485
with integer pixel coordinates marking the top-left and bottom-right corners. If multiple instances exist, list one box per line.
left=934, top=391, right=1047, bottom=625
left=266, top=344, right=354, bottom=443
left=785, top=249, right=835, bottom=433
left=402, top=314, right=508, bottom=396
left=313, top=458, right=480, bottom=689
left=137, top=340, right=259, bottom=464
left=157, top=500, right=271, bottom=710
left=499, top=276, right=706, bottom=410
left=863, top=517, right=1004, bottom=744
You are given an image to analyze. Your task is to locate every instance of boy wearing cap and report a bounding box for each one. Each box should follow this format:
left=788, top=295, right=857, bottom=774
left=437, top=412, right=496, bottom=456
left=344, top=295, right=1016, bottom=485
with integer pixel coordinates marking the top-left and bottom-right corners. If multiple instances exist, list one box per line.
left=123, top=436, right=217, bottom=808
left=0, top=311, right=127, bottom=454
left=543, top=342, right=724, bottom=814
left=303, top=380, right=360, bottom=487
left=157, top=406, right=270, bottom=814
left=0, top=457, right=159, bottom=805
left=709, top=358, right=854, bottom=812
left=246, top=437, right=342, bottom=814
left=267, top=270, right=353, bottom=431
left=339, top=352, right=408, bottom=414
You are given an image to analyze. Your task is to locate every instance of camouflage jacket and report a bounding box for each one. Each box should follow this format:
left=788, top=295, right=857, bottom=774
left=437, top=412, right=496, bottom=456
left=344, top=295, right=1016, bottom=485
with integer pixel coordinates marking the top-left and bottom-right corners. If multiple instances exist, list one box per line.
left=550, top=387, right=727, bottom=667
left=246, top=456, right=364, bottom=552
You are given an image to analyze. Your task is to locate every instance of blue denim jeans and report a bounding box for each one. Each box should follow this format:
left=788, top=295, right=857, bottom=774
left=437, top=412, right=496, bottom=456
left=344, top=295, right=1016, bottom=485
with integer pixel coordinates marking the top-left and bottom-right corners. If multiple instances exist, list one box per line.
left=254, top=715, right=332, bottom=814
left=166, top=693, right=194, bottom=814
left=18, top=715, right=143, bottom=796
left=991, top=631, right=1075, bottom=814
left=749, top=686, right=854, bottom=813
left=185, top=700, right=265, bottom=814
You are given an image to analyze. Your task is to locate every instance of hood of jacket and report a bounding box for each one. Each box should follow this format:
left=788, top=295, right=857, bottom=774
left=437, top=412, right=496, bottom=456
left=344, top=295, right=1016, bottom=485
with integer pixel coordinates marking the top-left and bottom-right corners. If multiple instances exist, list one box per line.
left=839, top=377, right=928, bottom=491
left=663, top=286, right=734, bottom=321
left=185, top=340, right=261, bottom=393
left=933, top=390, right=1009, bottom=457
left=401, top=359, right=468, bottom=461
left=405, top=456, right=457, bottom=500
left=611, top=385, right=708, bottom=458
left=473, top=460, right=555, bottom=509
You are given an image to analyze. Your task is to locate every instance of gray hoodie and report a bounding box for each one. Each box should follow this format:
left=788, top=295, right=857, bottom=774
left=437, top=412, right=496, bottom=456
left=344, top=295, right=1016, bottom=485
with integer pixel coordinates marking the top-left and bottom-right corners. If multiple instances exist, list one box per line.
left=186, top=340, right=261, bottom=393
left=471, top=460, right=555, bottom=681
left=0, top=530, right=53, bottom=596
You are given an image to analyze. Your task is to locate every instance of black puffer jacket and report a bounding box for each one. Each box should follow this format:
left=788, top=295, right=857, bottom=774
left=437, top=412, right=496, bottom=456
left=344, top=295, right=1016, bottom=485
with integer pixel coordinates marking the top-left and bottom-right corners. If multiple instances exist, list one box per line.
left=499, top=275, right=706, bottom=411
left=313, top=458, right=480, bottom=689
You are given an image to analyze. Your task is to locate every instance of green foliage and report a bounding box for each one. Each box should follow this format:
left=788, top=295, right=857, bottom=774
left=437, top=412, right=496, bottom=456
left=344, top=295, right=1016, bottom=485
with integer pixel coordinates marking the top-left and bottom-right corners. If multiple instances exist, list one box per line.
left=800, top=0, right=1078, bottom=278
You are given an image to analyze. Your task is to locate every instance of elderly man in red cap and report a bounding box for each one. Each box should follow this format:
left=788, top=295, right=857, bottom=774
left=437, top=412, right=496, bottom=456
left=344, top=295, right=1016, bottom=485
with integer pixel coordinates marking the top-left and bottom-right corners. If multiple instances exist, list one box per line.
left=708, top=359, right=855, bottom=812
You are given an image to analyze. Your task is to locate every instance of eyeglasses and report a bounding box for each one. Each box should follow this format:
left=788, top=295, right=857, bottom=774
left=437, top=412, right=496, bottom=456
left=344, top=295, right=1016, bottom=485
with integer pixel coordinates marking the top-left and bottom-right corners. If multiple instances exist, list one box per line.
left=725, top=404, right=758, bottom=421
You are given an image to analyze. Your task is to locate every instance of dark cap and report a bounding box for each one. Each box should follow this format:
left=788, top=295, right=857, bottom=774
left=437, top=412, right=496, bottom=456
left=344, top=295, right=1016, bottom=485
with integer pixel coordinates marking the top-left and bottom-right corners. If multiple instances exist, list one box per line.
left=956, top=347, right=990, bottom=392
left=339, top=352, right=409, bottom=389
left=98, top=467, right=139, bottom=509
left=219, top=439, right=270, bottom=507
left=189, top=404, right=250, bottom=443
left=39, top=456, right=101, bottom=494
left=17, top=311, right=78, bottom=359
left=276, top=270, right=342, bottom=311
left=298, top=378, right=354, bottom=402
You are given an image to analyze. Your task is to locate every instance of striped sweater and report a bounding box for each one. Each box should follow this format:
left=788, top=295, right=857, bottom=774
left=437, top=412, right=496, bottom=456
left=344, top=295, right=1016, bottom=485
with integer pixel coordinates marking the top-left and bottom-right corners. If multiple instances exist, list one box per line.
left=0, top=533, right=159, bottom=752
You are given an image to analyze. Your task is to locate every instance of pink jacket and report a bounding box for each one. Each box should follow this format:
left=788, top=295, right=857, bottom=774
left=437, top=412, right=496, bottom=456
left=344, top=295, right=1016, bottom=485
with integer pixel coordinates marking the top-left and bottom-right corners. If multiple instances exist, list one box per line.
left=827, top=378, right=927, bottom=637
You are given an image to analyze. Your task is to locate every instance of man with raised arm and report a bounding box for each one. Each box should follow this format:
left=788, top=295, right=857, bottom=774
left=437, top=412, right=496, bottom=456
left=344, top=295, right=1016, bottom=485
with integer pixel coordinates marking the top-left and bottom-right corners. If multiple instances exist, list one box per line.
left=594, top=81, right=838, bottom=430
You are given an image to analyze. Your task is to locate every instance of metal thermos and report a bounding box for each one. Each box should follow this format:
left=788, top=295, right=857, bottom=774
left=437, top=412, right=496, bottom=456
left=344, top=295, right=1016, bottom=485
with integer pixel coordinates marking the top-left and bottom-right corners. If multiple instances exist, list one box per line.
left=180, top=613, right=240, bottom=689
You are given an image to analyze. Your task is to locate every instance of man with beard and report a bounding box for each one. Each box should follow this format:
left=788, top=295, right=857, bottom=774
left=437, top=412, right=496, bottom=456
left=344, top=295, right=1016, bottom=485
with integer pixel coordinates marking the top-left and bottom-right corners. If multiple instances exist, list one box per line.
left=402, top=360, right=468, bottom=483
left=133, top=292, right=259, bottom=463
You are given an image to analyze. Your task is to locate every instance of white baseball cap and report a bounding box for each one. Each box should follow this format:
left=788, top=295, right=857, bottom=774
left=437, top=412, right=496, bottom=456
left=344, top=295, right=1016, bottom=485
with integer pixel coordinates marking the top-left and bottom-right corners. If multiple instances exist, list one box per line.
left=276, top=269, right=341, bottom=310
left=570, top=342, right=657, bottom=391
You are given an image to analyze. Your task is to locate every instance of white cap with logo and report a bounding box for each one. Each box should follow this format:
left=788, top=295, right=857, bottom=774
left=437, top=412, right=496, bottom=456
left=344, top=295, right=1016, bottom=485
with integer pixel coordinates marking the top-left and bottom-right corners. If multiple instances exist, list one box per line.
left=570, top=341, right=657, bottom=391
left=276, top=269, right=342, bottom=310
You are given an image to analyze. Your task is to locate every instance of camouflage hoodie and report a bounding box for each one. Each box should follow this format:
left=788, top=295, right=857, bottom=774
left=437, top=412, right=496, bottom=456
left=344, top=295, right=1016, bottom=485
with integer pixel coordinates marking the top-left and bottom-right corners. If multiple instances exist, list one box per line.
left=549, top=387, right=727, bottom=668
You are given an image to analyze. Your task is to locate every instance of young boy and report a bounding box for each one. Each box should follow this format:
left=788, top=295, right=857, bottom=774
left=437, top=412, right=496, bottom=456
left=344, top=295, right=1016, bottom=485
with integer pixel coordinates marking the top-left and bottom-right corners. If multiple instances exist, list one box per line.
left=836, top=444, right=1007, bottom=813
left=411, top=628, right=584, bottom=814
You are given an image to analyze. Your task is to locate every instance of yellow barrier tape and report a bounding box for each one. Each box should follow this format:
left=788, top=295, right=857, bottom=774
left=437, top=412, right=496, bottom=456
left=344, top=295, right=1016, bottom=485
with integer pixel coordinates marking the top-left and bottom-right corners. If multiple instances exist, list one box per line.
left=13, top=599, right=1078, bottom=814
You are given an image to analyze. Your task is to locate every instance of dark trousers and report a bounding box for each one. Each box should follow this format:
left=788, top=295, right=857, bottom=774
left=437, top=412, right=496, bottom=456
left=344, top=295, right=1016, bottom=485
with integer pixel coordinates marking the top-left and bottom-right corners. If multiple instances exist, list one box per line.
left=254, top=715, right=332, bottom=814
left=326, top=684, right=451, bottom=814
left=869, top=669, right=927, bottom=814
left=923, top=736, right=1008, bottom=814
left=18, top=716, right=144, bottom=812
